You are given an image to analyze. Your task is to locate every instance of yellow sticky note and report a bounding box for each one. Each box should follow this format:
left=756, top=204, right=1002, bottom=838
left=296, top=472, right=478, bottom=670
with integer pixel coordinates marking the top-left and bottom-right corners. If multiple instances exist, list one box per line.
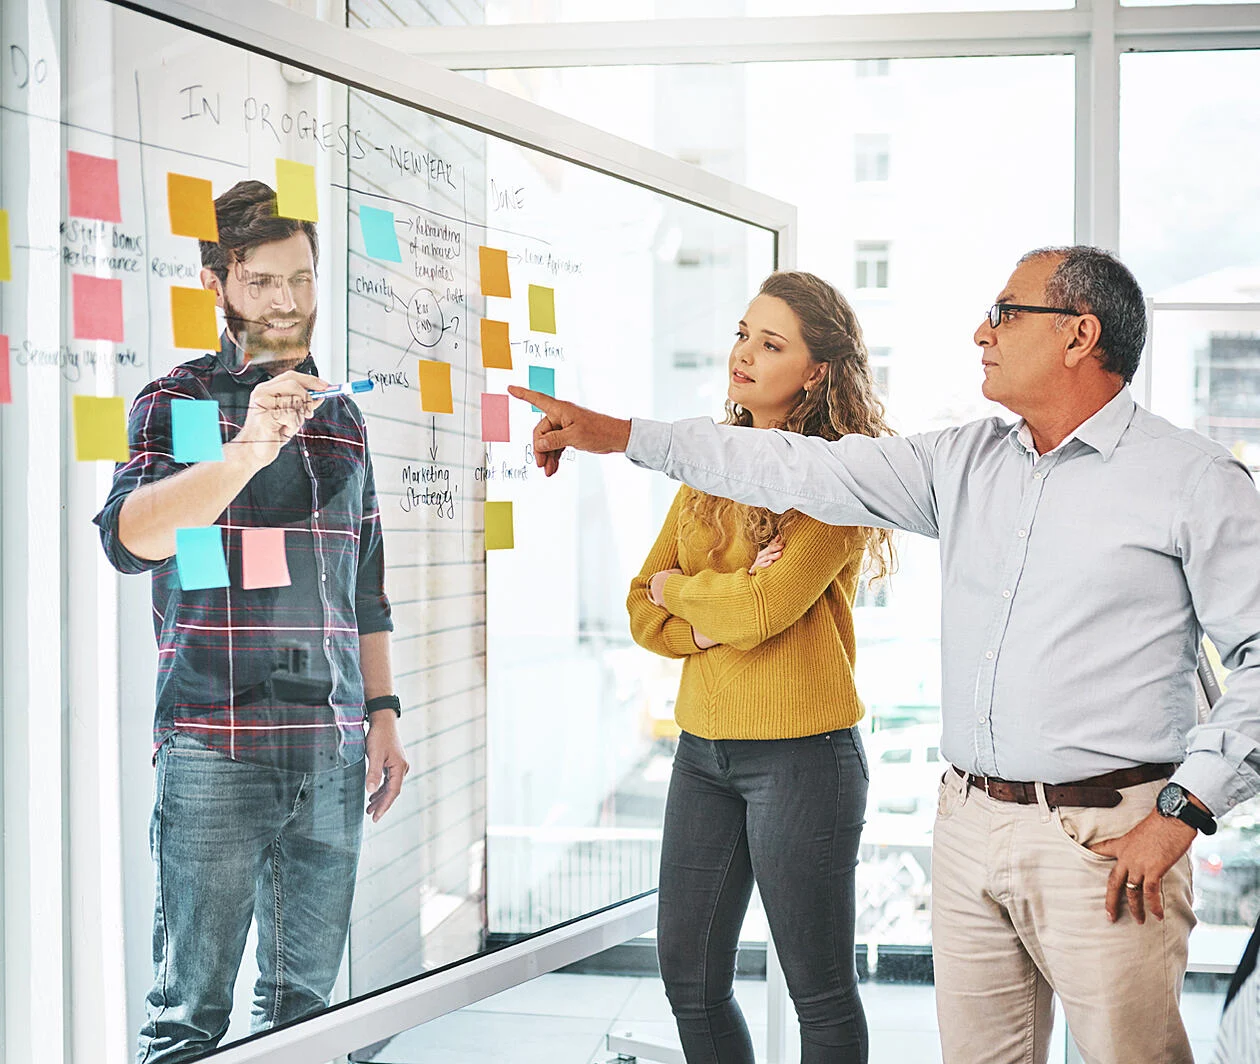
left=485, top=500, right=514, bottom=551
left=171, top=287, right=220, bottom=350
left=418, top=359, right=453, bottom=414
left=73, top=395, right=130, bottom=462
left=480, top=319, right=512, bottom=370
left=479, top=246, right=511, bottom=298
left=168, top=173, right=218, bottom=241
left=528, top=285, right=556, bottom=334
left=0, top=208, right=11, bottom=283
left=275, top=158, right=319, bottom=222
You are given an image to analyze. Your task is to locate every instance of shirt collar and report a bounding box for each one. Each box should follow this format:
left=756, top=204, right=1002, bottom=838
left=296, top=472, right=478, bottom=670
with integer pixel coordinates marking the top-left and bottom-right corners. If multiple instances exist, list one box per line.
left=213, top=330, right=319, bottom=386
left=1007, top=387, right=1135, bottom=462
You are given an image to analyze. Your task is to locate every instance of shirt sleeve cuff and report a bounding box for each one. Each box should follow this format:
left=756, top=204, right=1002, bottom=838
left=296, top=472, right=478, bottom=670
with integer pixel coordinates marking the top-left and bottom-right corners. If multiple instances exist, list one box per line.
left=93, top=496, right=168, bottom=575
left=1170, top=751, right=1259, bottom=819
left=626, top=418, right=673, bottom=471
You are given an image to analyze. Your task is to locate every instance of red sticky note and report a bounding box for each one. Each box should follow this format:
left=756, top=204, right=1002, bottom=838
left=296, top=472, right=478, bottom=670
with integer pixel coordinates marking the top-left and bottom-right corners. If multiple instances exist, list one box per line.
left=0, top=334, right=11, bottom=404
left=73, top=274, right=125, bottom=342
left=67, top=151, right=122, bottom=223
left=241, top=528, right=291, bottom=590
left=481, top=393, right=510, bottom=443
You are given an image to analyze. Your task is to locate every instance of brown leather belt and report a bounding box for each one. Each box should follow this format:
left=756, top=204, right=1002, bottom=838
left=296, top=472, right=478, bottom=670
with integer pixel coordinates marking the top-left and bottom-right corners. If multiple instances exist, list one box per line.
left=951, top=762, right=1177, bottom=809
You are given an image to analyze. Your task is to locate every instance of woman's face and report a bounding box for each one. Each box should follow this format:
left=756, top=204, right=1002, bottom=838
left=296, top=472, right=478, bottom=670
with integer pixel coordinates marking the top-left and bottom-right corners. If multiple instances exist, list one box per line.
left=728, top=294, right=825, bottom=427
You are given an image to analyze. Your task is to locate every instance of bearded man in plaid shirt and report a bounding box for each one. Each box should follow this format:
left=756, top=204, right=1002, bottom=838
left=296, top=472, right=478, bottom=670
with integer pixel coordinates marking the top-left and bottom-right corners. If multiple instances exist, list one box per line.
left=95, top=180, right=408, bottom=1063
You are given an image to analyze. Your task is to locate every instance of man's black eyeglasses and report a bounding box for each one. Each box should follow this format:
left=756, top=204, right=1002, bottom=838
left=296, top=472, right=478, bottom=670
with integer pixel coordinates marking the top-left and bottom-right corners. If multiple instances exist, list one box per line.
left=987, top=303, right=1079, bottom=328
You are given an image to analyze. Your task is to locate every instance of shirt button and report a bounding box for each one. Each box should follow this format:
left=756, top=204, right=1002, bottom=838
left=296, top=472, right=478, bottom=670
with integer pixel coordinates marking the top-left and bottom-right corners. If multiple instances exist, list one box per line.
left=1002, top=589, right=1011, bottom=598
left=985, top=650, right=995, bottom=659
left=978, top=715, right=987, bottom=723
left=325, top=637, right=332, bottom=646
left=313, top=511, right=321, bottom=520
left=321, top=572, right=327, bottom=581
left=1017, top=529, right=1028, bottom=538
left=1033, top=472, right=1043, bottom=480
left=303, top=448, right=310, bottom=457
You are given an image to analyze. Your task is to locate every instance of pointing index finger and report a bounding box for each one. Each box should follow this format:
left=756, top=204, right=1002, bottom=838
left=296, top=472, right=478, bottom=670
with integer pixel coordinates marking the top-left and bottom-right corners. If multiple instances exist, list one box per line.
left=507, top=385, right=561, bottom=416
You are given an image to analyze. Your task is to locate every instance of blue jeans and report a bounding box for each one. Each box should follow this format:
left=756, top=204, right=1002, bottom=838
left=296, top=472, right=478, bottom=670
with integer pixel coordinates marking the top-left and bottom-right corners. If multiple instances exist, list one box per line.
left=657, top=729, right=870, bottom=1064
left=136, top=733, right=365, bottom=1063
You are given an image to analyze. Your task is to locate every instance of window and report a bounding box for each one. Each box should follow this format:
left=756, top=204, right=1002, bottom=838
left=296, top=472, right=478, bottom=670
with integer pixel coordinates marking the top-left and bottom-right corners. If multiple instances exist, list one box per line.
left=856, top=58, right=891, bottom=77
left=856, top=241, right=890, bottom=290
left=855, top=134, right=890, bottom=182
left=869, top=346, right=892, bottom=398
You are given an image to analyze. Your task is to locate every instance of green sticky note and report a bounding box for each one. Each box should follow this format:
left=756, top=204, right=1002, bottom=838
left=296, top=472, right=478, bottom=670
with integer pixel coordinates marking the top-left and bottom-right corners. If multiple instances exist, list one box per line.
left=175, top=526, right=230, bottom=590
left=528, top=284, right=556, bottom=334
left=1, top=208, right=13, bottom=282
left=359, top=204, right=402, bottom=262
left=275, top=158, right=319, bottom=222
left=528, top=365, right=554, bottom=413
left=485, top=500, right=514, bottom=551
left=73, top=395, right=130, bottom=461
left=171, top=399, right=224, bottom=463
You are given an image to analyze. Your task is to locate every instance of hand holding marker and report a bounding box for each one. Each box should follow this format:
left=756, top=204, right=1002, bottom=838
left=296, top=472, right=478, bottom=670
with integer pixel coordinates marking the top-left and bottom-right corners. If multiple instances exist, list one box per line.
left=308, top=379, right=375, bottom=400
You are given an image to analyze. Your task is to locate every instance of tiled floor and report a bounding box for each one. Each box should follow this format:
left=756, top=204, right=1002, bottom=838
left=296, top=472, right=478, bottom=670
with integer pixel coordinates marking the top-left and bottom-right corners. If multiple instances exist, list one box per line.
left=356, top=972, right=1227, bottom=1063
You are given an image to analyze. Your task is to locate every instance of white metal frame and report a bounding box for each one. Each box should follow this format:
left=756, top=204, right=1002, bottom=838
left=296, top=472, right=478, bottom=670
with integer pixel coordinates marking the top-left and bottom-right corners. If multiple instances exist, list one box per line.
left=204, top=895, right=658, bottom=1064
left=356, top=1, right=1260, bottom=255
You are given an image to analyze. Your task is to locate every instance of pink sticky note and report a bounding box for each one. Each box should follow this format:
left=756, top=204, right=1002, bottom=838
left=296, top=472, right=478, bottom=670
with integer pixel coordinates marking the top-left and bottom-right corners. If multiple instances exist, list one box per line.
left=481, top=393, right=510, bottom=443
left=67, top=151, right=122, bottom=222
left=241, top=528, right=291, bottom=590
left=0, top=334, right=11, bottom=404
left=73, top=274, right=125, bottom=342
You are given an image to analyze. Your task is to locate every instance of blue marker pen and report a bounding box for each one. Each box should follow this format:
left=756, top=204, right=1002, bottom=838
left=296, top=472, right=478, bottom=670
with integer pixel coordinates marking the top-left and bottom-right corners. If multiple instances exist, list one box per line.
left=309, top=379, right=375, bottom=399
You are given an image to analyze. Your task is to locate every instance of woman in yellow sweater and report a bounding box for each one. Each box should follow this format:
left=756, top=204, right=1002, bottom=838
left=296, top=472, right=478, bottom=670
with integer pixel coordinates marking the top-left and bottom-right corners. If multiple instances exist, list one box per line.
left=627, top=271, right=893, bottom=1064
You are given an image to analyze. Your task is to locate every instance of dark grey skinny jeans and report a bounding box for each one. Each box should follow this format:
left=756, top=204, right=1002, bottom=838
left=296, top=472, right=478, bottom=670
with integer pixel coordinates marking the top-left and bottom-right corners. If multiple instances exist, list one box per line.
left=657, top=728, right=870, bottom=1064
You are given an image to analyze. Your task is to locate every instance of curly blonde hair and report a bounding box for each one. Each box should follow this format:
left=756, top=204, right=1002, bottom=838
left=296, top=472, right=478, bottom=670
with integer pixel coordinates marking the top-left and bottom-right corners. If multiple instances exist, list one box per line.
left=681, top=270, right=896, bottom=583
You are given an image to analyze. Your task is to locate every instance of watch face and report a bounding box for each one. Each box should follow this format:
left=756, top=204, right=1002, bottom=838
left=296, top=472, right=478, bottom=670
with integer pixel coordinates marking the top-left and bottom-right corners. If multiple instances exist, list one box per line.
left=1157, top=784, right=1186, bottom=818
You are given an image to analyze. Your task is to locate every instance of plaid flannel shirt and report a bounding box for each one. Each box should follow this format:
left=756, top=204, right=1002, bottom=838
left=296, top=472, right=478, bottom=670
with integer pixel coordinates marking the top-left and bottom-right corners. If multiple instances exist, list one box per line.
left=94, top=333, right=392, bottom=772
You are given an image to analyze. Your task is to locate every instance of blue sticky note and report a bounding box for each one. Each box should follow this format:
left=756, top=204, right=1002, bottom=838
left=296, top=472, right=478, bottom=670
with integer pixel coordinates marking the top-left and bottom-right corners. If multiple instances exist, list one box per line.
left=175, top=526, right=230, bottom=591
left=171, top=399, right=224, bottom=463
left=359, top=205, right=402, bottom=263
left=528, top=365, right=555, bottom=412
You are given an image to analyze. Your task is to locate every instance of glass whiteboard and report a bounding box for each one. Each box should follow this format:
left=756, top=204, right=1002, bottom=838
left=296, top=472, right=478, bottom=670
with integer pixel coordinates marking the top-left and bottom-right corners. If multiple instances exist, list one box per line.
left=0, top=0, right=778, bottom=1055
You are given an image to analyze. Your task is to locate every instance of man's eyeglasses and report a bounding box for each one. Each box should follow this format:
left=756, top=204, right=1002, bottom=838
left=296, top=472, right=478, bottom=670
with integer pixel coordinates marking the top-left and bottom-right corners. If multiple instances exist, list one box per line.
left=987, top=303, right=1079, bottom=329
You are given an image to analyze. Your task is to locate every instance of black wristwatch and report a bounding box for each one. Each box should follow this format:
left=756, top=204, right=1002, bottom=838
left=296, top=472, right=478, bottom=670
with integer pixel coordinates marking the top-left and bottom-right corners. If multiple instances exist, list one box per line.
left=365, top=694, right=401, bottom=718
left=1156, top=783, right=1216, bottom=835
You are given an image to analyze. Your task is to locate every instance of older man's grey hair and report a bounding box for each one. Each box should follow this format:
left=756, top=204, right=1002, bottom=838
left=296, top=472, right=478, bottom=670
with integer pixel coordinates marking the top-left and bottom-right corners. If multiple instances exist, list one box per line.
left=1018, top=246, right=1147, bottom=384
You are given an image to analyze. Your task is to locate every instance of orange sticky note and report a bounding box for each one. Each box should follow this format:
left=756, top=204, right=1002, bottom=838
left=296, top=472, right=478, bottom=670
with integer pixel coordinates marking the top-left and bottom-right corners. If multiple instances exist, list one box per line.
left=67, top=151, right=122, bottom=222
left=167, top=173, right=218, bottom=241
left=0, top=334, right=11, bottom=404
left=171, top=286, right=220, bottom=350
left=275, top=158, right=318, bottom=222
left=480, top=319, right=512, bottom=370
left=418, top=359, right=453, bottom=414
left=479, top=246, right=511, bottom=298
left=241, top=528, right=291, bottom=590
left=73, top=395, right=130, bottom=461
left=73, top=274, right=125, bottom=342
left=485, top=501, right=514, bottom=551
left=0, top=209, right=11, bottom=283
left=481, top=393, right=510, bottom=443
left=528, top=285, right=556, bottom=334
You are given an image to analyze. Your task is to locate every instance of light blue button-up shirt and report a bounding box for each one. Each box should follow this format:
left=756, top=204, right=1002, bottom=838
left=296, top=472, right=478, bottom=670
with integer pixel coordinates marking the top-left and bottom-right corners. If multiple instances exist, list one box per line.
left=627, top=388, right=1260, bottom=816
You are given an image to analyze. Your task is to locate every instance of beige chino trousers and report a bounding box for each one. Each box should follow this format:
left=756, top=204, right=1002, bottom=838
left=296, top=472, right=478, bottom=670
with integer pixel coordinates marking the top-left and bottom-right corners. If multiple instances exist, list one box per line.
left=931, top=768, right=1196, bottom=1064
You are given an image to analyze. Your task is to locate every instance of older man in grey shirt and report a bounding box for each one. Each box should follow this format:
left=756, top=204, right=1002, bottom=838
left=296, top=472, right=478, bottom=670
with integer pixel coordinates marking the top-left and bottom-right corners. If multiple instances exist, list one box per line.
left=510, top=246, right=1260, bottom=1064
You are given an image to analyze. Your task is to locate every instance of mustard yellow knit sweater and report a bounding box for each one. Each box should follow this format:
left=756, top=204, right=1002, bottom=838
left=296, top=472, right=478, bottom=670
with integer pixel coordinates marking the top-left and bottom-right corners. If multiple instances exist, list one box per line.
left=626, top=486, right=867, bottom=740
